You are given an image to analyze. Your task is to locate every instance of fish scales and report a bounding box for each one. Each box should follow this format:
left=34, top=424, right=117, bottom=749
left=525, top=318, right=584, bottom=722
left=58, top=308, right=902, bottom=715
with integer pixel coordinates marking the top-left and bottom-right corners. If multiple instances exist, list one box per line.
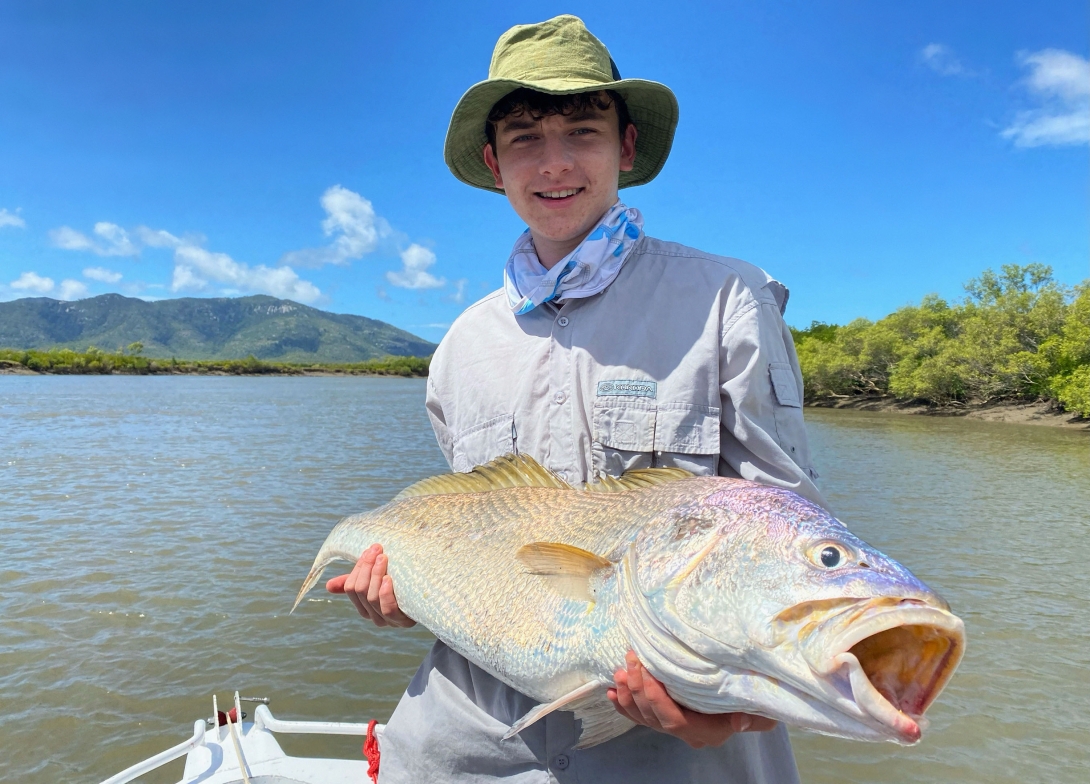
left=295, top=455, right=965, bottom=748
left=332, top=487, right=673, bottom=690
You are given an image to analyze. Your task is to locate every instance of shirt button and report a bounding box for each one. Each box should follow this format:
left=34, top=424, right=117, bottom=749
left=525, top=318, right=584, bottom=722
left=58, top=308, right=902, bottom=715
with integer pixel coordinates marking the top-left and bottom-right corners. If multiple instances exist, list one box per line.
left=554, top=754, right=570, bottom=770
left=557, top=316, right=570, bottom=327
left=554, top=391, right=565, bottom=404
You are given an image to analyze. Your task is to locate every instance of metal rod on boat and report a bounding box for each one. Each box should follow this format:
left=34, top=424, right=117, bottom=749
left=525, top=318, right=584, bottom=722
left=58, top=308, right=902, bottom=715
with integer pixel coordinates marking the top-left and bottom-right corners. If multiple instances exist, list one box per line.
left=225, top=699, right=252, bottom=784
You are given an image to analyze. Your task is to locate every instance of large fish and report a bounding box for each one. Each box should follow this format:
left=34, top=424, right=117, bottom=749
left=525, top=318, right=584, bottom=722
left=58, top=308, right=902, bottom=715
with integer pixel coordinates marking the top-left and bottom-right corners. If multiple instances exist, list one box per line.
left=294, top=455, right=964, bottom=748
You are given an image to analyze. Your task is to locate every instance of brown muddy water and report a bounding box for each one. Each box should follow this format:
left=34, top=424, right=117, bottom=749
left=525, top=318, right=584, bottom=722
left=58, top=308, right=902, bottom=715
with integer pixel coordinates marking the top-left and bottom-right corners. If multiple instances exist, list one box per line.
left=1, top=377, right=1087, bottom=782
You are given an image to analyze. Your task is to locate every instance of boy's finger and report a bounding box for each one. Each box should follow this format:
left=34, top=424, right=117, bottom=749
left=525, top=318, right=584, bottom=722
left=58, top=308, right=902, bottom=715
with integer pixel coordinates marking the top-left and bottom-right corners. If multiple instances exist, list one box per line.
left=378, top=574, right=403, bottom=620
left=639, top=666, right=685, bottom=730
left=367, top=553, right=388, bottom=605
left=609, top=672, right=639, bottom=722
left=325, top=574, right=349, bottom=593
left=625, top=653, right=654, bottom=722
left=347, top=587, right=380, bottom=624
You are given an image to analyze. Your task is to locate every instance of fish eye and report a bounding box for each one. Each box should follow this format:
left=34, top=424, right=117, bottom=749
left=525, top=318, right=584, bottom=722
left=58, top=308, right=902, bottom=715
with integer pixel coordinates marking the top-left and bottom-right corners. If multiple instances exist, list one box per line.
left=808, top=542, right=849, bottom=569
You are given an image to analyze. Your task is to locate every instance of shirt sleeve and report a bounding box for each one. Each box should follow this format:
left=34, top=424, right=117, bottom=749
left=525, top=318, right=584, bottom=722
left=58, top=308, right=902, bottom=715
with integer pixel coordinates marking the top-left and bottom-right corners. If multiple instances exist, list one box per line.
left=719, top=298, right=828, bottom=510
left=425, top=375, right=455, bottom=469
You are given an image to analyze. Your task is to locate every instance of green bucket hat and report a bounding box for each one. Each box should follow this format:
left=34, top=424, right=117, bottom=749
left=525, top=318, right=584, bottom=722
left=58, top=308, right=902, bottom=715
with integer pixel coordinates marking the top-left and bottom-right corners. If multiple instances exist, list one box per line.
left=444, top=15, right=679, bottom=194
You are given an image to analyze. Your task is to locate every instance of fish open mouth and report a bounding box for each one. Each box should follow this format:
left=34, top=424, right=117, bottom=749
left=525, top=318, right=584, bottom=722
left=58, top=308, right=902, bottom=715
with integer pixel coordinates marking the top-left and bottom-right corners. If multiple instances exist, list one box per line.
left=830, top=601, right=964, bottom=743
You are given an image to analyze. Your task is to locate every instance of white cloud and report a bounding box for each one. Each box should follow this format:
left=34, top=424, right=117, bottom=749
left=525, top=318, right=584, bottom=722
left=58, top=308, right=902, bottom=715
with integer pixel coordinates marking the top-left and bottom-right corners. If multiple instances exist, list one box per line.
left=80, top=267, right=119, bottom=284
left=52, top=216, right=322, bottom=303
left=49, top=222, right=140, bottom=256
left=445, top=278, right=468, bottom=304
left=920, top=43, right=969, bottom=77
left=134, top=226, right=182, bottom=248
left=83, top=266, right=123, bottom=283
left=45, top=185, right=455, bottom=304
left=51, top=226, right=95, bottom=251
left=10, top=271, right=55, bottom=293
left=172, top=244, right=321, bottom=303
left=1002, top=49, right=1090, bottom=148
left=0, top=208, right=26, bottom=229
left=281, top=185, right=392, bottom=267
left=170, top=263, right=207, bottom=292
left=58, top=279, right=88, bottom=300
left=386, top=244, right=446, bottom=290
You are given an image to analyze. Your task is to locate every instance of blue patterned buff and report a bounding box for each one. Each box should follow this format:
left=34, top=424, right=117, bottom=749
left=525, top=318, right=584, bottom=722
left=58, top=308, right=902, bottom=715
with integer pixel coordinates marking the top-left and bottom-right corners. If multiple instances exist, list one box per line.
left=503, top=201, right=644, bottom=315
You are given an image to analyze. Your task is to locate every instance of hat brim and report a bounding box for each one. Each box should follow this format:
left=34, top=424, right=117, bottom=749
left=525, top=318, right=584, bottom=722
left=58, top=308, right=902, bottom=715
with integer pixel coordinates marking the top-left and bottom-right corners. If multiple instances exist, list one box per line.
left=444, top=78, right=679, bottom=194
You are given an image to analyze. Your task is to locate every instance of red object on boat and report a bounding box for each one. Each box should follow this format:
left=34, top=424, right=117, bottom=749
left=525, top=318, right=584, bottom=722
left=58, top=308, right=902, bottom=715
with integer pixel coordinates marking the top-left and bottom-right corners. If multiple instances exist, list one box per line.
left=214, top=708, right=241, bottom=727
left=363, top=719, right=380, bottom=783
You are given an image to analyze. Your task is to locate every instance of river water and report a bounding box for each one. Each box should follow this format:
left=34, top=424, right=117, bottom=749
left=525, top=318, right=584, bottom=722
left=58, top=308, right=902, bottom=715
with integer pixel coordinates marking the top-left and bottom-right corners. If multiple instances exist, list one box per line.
left=1, top=376, right=1086, bottom=783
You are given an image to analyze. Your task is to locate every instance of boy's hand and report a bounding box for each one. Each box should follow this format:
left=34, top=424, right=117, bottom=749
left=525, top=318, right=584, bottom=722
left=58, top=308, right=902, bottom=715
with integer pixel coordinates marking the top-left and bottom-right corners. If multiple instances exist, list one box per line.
left=325, top=544, right=416, bottom=628
left=608, top=651, right=776, bottom=748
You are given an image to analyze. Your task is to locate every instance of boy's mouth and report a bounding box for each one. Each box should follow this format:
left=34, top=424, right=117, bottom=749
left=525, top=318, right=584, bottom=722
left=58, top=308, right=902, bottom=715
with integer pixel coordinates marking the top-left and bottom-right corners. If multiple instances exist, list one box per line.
left=535, top=187, right=584, bottom=202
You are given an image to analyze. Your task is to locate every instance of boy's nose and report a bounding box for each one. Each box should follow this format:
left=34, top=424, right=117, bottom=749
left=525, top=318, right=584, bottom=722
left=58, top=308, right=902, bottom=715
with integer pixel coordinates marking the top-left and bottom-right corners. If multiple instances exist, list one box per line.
left=538, top=134, right=575, bottom=178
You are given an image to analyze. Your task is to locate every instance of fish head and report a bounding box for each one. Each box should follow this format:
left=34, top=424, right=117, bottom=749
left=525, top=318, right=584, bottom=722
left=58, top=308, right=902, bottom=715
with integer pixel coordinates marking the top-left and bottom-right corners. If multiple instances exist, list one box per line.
left=621, top=479, right=964, bottom=744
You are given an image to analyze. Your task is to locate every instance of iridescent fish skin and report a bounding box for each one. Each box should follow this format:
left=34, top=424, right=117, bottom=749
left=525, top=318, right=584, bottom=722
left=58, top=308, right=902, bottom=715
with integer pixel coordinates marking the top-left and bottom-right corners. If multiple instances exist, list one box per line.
left=294, top=457, right=964, bottom=748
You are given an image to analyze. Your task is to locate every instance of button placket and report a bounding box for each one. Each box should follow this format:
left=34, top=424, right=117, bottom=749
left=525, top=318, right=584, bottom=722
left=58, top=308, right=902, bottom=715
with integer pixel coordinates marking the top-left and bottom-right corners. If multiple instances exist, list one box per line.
left=547, top=305, right=575, bottom=481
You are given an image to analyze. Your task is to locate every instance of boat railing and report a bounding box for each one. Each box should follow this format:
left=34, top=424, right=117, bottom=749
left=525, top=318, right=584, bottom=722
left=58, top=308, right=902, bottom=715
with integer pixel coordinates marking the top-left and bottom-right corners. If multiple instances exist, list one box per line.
left=99, top=720, right=207, bottom=784
left=97, top=696, right=377, bottom=784
left=251, top=703, right=373, bottom=736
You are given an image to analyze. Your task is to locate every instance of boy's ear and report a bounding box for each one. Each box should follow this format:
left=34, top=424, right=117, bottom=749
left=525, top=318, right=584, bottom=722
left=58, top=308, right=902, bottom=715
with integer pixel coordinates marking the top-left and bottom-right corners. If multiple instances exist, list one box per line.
left=619, top=123, right=638, bottom=173
left=482, top=143, right=505, bottom=190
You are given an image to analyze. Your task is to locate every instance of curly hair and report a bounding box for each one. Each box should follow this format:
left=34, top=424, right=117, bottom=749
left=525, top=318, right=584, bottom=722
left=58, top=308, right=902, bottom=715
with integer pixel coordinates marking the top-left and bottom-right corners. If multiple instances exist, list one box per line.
left=485, top=88, right=634, bottom=153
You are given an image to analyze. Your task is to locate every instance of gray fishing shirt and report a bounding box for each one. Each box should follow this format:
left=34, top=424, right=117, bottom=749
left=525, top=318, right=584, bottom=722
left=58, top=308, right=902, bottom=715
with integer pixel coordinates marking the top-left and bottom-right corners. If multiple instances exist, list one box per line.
left=378, top=235, right=821, bottom=784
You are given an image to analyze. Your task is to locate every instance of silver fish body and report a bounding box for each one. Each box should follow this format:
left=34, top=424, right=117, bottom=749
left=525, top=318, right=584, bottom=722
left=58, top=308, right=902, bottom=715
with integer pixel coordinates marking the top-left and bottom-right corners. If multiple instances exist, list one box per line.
left=294, top=456, right=964, bottom=748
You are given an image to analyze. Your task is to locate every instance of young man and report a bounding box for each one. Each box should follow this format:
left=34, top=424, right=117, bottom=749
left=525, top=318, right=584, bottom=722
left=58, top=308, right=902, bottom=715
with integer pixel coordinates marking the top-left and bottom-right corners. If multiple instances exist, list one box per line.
left=328, top=14, right=824, bottom=783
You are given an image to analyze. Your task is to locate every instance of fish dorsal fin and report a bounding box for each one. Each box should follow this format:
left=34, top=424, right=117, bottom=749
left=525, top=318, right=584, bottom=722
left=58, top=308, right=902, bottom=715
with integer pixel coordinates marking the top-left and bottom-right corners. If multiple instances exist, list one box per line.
left=584, top=466, right=693, bottom=493
left=516, top=542, right=613, bottom=602
left=393, top=454, right=569, bottom=500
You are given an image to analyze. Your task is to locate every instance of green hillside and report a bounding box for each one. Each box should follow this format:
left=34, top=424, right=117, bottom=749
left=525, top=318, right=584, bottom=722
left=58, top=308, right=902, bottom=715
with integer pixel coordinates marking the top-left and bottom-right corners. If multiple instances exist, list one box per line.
left=0, top=294, right=436, bottom=362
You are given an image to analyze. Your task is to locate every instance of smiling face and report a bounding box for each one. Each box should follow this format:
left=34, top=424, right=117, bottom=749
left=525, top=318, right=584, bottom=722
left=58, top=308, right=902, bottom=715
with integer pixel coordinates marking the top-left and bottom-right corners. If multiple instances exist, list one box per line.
left=482, top=93, right=638, bottom=268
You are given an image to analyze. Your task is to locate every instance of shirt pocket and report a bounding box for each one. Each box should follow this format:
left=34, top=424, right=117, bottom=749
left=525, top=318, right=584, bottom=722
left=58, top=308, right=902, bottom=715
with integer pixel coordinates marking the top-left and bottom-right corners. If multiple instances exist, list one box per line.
left=655, top=402, right=721, bottom=476
left=768, top=362, right=802, bottom=408
left=592, top=402, right=721, bottom=479
left=450, top=414, right=515, bottom=473
left=767, top=362, right=811, bottom=472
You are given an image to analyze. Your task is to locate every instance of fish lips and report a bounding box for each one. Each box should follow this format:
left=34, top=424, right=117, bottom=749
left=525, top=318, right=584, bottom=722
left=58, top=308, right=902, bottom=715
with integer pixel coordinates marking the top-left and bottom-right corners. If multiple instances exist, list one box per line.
left=810, top=599, right=965, bottom=744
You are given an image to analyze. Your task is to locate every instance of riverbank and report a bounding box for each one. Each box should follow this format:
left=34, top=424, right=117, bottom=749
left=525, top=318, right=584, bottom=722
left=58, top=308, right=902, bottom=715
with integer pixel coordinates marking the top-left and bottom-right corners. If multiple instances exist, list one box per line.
left=0, top=362, right=426, bottom=377
left=807, top=395, right=1090, bottom=430
left=0, top=350, right=430, bottom=377
left=791, top=265, right=1090, bottom=420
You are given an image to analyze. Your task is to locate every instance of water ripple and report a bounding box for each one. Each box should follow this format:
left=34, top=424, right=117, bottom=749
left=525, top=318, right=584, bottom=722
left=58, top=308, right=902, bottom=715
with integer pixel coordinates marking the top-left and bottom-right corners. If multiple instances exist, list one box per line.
left=1, top=380, right=1087, bottom=782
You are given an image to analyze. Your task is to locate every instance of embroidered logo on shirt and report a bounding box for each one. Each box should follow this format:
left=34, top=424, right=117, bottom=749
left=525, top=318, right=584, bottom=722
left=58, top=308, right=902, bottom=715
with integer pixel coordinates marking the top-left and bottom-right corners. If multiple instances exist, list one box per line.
left=597, top=380, right=657, bottom=398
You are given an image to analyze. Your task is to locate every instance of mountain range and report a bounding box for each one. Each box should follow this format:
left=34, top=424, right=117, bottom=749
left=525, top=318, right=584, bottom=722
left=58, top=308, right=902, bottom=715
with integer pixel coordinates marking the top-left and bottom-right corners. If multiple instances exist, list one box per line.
left=0, top=294, right=436, bottom=362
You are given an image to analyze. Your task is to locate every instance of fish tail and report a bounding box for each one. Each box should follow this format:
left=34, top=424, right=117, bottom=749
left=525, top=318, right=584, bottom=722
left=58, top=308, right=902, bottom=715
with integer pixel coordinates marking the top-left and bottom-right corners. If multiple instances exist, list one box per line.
left=291, top=548, right=342, bottom=614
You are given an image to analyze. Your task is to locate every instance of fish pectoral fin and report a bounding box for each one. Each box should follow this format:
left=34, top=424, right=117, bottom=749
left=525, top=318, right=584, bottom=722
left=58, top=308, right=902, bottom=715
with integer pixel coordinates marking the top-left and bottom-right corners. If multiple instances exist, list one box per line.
left=572, top=697, right=637, bottom=749
left=516, top=542, right=613, bottom=603
left=502, top=680, right=606, bottom=741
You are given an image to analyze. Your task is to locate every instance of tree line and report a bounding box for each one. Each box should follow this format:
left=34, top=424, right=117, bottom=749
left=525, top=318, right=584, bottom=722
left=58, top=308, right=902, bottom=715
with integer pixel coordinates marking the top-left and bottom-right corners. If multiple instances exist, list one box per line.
left=0, top=347, right=431, bottom=377
left=791, top=264, right=1090, bottom=417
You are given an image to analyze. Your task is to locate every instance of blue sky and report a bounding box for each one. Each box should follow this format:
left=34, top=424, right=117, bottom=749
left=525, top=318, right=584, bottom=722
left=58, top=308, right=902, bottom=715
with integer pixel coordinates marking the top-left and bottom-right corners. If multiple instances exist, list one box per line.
left=1, top=1, right=1086, bottom=339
